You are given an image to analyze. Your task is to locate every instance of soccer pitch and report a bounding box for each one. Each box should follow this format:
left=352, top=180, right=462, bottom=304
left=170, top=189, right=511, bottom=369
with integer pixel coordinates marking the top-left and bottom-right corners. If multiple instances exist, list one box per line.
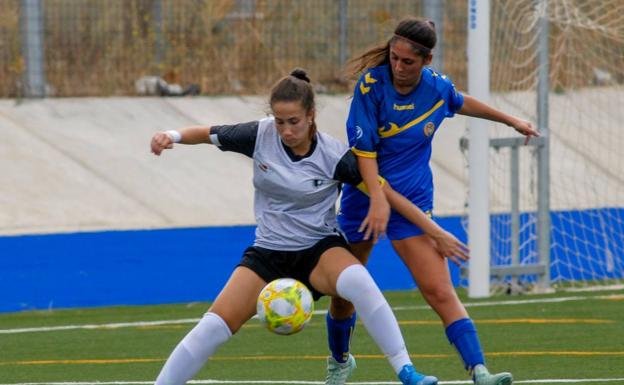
left=1, top=289, right=623, bottom=385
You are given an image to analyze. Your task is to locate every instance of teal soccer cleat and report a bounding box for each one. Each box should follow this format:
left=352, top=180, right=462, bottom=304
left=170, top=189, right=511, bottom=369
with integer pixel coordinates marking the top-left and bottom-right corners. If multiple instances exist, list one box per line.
left=398, top=364, right=438, bottom=385
left=325, top=354, right=356, bottom=385
left=473, top=365, right=513, bottom=385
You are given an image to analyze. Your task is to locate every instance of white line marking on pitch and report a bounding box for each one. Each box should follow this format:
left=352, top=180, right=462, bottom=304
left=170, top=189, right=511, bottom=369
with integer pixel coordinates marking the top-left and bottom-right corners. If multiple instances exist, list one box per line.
left=2, top=378, right=624, bottom=385
left=2, top=293, right=622, bottom=335
left=0, top=318, right=200, bottom=334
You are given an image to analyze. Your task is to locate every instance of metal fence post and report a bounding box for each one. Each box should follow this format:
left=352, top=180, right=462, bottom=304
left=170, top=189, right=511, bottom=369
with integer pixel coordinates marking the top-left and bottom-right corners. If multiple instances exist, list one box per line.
left=153, top=0, right=163, bottom=72
left=338, top=0, right=348, bottom=68
left=20, top=0, right=46, bottom=98
left=511, top=145, right=520, bottom=267
left=422, top=0, right=444, bottom=72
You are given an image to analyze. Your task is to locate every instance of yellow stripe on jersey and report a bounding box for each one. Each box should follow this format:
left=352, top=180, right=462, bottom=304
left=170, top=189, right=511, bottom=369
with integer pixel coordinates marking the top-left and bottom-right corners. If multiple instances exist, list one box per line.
left=356, top=175, right=387, bottom=195
left=351, top=147, right=377, bottom=158
left=378, top=99, right=445, bottom=138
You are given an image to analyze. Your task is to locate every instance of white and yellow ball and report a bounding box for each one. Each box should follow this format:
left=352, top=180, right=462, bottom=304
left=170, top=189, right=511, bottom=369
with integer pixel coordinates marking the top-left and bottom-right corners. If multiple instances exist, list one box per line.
left=256, top=278, right=314, bottom=335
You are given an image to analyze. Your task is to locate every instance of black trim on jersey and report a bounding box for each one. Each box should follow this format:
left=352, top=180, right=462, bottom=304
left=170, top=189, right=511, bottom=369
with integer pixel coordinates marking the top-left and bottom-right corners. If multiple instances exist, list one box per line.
left=211, top=120, right=259, bottom=157
left=333, top=150, right=363, bottom=186
left=282, top=137, right=317, bottom=162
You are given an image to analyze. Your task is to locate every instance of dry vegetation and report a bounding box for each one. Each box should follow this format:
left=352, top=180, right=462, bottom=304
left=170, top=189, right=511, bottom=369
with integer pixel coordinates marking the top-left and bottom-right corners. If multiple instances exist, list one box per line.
left=0, top=0, right=621, bottom=97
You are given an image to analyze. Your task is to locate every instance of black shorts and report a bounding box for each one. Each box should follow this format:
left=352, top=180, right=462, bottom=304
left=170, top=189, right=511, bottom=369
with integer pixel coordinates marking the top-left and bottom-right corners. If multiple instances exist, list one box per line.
left=237, top=235, right=350, bottom=301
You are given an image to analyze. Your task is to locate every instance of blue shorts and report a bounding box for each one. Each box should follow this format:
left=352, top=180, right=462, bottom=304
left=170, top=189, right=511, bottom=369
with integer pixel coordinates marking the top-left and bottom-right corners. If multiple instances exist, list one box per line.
left=338, top=210, right=431, bottom=243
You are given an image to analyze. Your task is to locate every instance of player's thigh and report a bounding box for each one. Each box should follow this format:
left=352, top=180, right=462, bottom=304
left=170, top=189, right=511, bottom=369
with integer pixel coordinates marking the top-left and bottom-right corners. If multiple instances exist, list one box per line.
left=349, top=240, right=374, bottom=264
left=392, top=236, right=468, bottom=324
left=391, top=235, right=453, bottom=291
left=208, top=266, right=267, bottom=333
left=309, top=247, right=360, bottom=297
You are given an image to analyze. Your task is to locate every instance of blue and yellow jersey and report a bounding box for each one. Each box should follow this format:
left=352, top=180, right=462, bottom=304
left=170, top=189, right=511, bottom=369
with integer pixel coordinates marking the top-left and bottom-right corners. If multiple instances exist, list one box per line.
left=342, top=64, right=464, bottom=215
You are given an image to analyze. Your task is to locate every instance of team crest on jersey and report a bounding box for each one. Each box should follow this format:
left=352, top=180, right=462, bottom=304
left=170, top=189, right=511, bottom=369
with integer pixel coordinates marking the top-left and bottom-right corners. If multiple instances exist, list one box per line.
left=313, top=179, right=325, bottom=187
left=424, top=121, right=435, bottom=137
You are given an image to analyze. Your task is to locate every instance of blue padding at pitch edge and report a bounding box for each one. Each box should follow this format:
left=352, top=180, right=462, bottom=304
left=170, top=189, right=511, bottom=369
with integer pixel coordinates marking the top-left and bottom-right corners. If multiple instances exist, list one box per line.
left=2, top=207, right=621, bottom=313
left=0, top=216, right=465, bottom=313
left=0, top=226, right=256, bottom=313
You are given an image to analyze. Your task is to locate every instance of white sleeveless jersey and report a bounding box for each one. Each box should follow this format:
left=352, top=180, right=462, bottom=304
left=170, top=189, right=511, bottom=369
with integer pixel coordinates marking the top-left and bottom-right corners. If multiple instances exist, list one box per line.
left=212, top=117, right=362, bottom=250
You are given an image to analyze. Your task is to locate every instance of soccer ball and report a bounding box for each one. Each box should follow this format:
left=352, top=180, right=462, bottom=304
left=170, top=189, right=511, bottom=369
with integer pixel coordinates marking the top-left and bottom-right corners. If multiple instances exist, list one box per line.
left=256, top=278, right=314, bottom=335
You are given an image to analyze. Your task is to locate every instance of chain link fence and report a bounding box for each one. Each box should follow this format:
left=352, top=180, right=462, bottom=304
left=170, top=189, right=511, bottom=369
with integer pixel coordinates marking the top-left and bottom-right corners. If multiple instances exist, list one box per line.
left=0, top=0, right=470, bottom=97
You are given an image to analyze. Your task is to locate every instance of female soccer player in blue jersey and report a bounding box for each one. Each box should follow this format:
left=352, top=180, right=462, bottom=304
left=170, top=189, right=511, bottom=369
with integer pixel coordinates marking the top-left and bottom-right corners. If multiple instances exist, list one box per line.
left=150, top=69, right=467, bottom=385
left=324, top=18, right=539, bottom=385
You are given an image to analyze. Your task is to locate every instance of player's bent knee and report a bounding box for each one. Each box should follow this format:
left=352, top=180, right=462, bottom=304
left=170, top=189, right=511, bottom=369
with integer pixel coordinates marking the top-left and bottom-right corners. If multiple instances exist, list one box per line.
left=206, top=309, right=244, bottom=334
left=420, top=285, right=458, bottom=306
left=330, top=295, right=356, bottom=317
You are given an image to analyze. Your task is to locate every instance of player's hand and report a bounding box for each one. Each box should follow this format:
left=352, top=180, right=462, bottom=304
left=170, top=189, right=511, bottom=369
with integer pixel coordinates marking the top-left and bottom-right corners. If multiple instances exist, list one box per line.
left=151, top=132, right=174, bottom=156
left=358, top=193, right=390, bottom=243
left=512, top=119, right=540, bottom=145
left=430, top=229, right=469, bottom=266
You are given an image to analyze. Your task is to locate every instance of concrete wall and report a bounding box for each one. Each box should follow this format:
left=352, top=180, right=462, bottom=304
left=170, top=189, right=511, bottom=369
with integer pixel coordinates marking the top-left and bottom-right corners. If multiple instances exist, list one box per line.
left=0, top=96, right=470, bottom=236
left=3, top=92, right=622, bottom=236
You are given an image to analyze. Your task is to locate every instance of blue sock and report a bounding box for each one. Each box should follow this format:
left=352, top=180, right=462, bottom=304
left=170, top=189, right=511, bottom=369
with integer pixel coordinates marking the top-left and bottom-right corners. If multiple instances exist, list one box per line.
left=445, top=318, right=485, bottom=371
left=326, top=312, right=356, bottom=363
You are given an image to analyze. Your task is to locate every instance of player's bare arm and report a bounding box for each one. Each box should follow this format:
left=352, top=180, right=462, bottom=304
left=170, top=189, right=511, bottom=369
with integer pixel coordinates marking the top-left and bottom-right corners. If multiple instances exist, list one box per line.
left=459, top=94, right=539, bottom=144
left=150, top=126, right=213, bottom=155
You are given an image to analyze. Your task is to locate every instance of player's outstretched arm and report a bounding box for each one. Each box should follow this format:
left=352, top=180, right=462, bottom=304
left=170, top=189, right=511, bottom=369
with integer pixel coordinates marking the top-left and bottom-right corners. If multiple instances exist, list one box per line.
left=459, top=94, right=540, bottom=145
left=382, top=183, right=469, bottom=265
left=150, top=126, right=212, bottom=156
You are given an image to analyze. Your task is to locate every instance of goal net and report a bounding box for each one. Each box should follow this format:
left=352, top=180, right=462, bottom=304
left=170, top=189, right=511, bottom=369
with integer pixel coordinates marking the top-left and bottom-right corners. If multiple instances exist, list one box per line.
left=482, top=0, right=624, bottom=292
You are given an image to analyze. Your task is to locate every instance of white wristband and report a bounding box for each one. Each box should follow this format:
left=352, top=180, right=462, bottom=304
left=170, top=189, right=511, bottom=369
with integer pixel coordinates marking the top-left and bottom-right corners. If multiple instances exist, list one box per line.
left=165, top=130, right=182, bottom=143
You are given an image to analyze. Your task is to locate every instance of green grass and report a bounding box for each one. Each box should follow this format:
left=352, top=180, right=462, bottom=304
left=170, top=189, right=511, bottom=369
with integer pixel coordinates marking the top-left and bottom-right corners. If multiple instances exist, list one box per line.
left=1, top=289, right=623, bottom=384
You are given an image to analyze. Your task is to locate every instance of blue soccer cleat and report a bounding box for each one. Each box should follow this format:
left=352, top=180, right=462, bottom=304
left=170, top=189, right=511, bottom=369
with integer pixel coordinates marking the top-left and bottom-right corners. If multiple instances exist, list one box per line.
left=398, top=364, right=438, bottom=385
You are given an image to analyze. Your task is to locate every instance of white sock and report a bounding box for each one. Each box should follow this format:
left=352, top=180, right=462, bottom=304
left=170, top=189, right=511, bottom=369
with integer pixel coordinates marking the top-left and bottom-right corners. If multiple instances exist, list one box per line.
left=155, top=312, right=232, bottom=385
left=336, top=264, right=412, bottom=374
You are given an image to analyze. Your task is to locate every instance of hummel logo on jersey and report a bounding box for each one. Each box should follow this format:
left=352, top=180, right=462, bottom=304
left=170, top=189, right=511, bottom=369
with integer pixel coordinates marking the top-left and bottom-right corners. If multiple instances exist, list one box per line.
left=313, top=179, right=325, bottom=187
left=393, top=103, right=415, bottom=111
left=258, top=163, right=269, bottom=172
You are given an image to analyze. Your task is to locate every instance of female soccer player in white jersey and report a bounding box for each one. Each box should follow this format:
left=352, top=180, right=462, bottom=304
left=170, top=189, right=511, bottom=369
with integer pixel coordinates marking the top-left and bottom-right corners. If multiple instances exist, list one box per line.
left=150, top=69, right=467, bottom=385
left=324, top=18, right=540, bottom=385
